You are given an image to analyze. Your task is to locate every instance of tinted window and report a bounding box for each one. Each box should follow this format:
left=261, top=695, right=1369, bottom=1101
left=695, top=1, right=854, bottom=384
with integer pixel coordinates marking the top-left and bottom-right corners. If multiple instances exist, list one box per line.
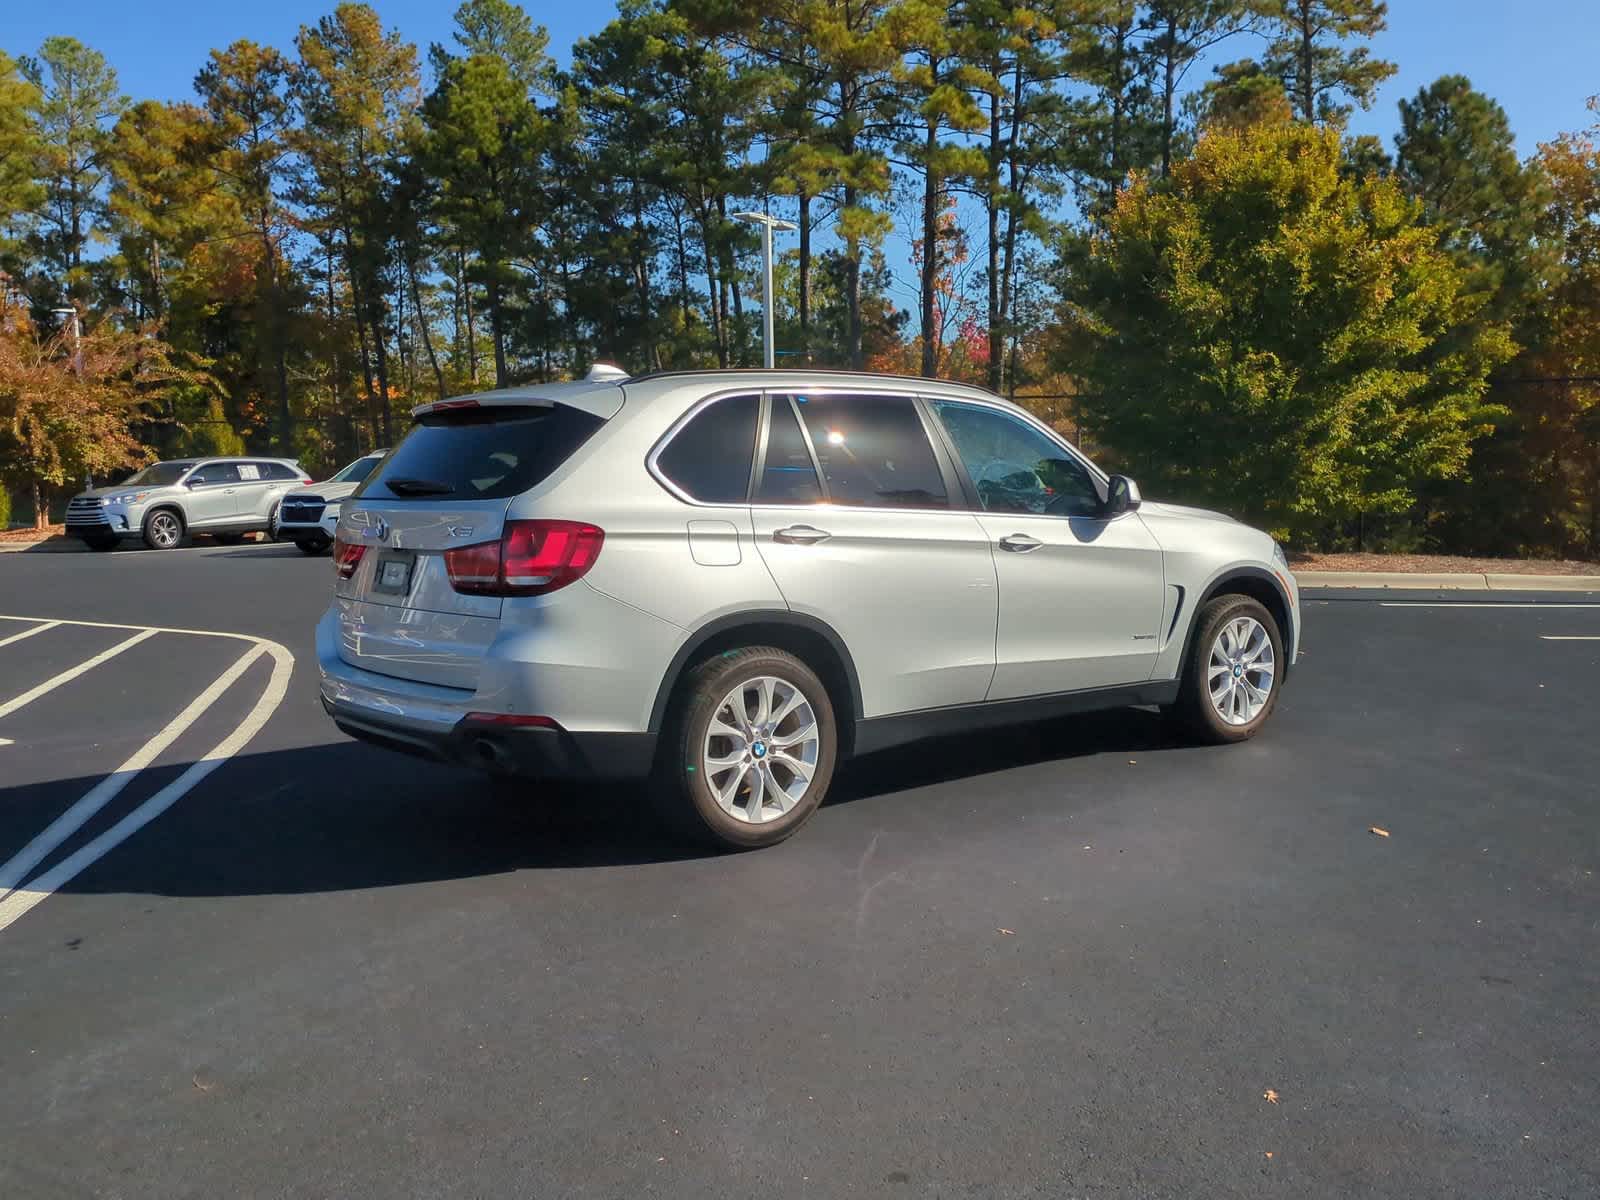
left=237, top=462, right=274, bottom=482
left=656, top=394, right=758, bottom=503
left=123, top=462, right=194, bottom=486
left=188, top=463, right=242, bottom=485
left=931, top=400, right=1103, bottom=517
left=790, top=394, right=947, bottom=509
left=358, top=404, right=604, bottom=502
left=264, top=462, right=303, bottom=481
left=330, top=455, right=382, bottom=484
left=756, top=398, right=823, bottom=503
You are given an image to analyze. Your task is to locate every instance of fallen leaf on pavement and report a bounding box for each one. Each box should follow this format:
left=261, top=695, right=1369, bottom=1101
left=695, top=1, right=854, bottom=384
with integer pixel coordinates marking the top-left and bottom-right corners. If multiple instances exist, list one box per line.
left=1263, top=1089, right=1280, bottom=1104
left=1369, top=826, right=1390, bottom=838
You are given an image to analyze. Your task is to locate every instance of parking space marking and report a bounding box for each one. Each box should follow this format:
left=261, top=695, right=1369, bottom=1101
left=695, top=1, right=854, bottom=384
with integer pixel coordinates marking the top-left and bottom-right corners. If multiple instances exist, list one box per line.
left=0, top=643, right=268, bottom=895
left=0, top=629, right=158, bottom=721
left=0, top=613, right=294, bottom=934
left=1378, top=602, right=1600, bottom=609
left=0, top=642, right=292, bottom=933
left=1540, top=635, right=1600, bottom=640
left=0, top=620, right=61, bottom=649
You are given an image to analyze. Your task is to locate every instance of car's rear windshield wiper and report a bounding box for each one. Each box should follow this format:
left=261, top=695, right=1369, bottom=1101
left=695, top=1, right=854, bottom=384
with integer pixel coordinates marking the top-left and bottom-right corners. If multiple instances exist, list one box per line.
left=385, top=477, right=455, bottom=496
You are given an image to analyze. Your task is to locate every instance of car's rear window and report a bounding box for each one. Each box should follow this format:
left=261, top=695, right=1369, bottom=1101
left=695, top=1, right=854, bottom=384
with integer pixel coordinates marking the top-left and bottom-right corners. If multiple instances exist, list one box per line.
left=355, top=404, right=604, bottom=502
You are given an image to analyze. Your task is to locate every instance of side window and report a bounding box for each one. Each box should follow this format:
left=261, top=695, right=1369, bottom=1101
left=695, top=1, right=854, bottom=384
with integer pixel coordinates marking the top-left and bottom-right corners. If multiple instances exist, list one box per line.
left=188, top=463, right=241, bottom=486
left=789, top=393, right=948, bottom=509
left=930, top=401, right=1103, bottom=518
left=264, top=462, right=300, bottom=481
left=756, top=397, right=824, bottom=504
left=236, top=462, right=265, bottom=482
left=655, top=394, right=759, bottom=503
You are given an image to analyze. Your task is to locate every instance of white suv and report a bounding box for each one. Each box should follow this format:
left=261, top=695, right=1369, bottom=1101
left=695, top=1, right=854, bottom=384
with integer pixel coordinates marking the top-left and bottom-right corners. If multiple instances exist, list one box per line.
left=66, top=457, right=310, bottom=551
left=277, top=450, right=389, bottom=555
left=318, top=369, right=1299, bottom=848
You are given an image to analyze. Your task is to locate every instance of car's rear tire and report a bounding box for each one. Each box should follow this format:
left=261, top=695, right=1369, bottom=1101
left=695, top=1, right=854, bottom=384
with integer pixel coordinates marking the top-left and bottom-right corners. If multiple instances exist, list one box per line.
left=141, top=508, right=184, bottom=551
left=653, top=647, right=838, bottom=850
left=294, top=535, right=331, bottom=555
left=1170, top=594, right=1283, bottom=743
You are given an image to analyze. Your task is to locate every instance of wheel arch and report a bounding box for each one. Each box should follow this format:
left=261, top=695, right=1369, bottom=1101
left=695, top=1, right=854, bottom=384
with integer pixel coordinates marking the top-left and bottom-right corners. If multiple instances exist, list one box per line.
left=648, top=610, right=863, bottom=753
left=1191, top=566, right=1294, bottom=672
left=143, top=503, right=187, bottom=535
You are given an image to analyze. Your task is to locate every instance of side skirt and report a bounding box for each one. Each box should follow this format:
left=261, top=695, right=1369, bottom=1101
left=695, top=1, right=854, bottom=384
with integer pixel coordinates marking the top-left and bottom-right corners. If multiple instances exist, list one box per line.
left=852, top=680, right=1181, bottom=758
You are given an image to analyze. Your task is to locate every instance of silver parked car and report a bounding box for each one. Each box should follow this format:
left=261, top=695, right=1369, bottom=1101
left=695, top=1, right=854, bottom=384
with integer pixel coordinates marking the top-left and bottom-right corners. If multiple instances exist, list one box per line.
left=277, top=450, right=389, bottom=555
left=318, top=368, right=1300, bottom=849
left=66, top=457, right=311, bottom=551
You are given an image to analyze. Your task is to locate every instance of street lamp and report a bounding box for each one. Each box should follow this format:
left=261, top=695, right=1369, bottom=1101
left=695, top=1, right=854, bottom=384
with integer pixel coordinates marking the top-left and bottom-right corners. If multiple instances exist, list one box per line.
left=732, top=211, right=798, bottom=369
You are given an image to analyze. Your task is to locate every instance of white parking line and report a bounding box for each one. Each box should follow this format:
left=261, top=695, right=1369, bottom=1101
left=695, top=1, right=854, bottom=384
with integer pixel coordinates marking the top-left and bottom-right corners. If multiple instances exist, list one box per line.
left=0, top=644, right=267, bottom=895
left=1540, top=635, right=1600, bottom=641
left=0, top=629, right=157, bottom=721
left=0, top=620, right=61, bottom=649
left=0, top=613, right=294, bottom=933
left=1379, top=602, right=1600, bottom=609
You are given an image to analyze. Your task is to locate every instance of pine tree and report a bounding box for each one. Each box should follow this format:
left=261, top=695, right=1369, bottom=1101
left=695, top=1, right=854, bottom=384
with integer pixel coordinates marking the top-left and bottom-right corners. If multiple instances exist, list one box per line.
left=1258, top=0, right=1395, bottom=123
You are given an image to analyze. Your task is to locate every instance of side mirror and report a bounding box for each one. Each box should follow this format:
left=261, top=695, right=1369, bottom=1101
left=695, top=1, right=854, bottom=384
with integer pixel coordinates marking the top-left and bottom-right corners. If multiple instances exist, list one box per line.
left=186, top=477, right=203, bottom=488
left=1104, top=474, right=1142, bottom=516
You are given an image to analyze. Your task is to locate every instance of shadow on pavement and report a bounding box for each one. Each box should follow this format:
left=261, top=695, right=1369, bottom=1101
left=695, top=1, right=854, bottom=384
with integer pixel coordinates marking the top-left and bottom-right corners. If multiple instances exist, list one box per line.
left=2, top=707, right=1177, bottom=899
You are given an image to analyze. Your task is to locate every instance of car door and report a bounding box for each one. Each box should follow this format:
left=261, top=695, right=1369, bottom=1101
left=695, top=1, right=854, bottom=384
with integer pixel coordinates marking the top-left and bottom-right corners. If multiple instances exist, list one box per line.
left=230, top=461, right=276, bottom=524
left=927, top=399, right=1164, bottom=699
left=181, top=463, right=242, bottom=527
left=750, top=391, right=997, bottom=718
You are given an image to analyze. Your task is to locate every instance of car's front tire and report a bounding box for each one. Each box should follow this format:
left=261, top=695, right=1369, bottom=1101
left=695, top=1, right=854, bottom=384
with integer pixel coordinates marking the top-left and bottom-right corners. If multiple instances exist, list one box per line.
left=655, top=647, right=838, bottom=850
left=141, top=508, right=184, bottom=551
left=1171, top=594, right=1283, bottom=743
left=294, top=535, right=331, bottom=555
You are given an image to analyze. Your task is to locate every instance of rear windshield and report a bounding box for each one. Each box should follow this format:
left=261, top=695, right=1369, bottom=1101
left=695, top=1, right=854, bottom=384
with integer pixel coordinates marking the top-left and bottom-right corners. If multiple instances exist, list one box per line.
left=354, top=405, right=604, bottom=502
left=331, top=454, right=383, bottom=484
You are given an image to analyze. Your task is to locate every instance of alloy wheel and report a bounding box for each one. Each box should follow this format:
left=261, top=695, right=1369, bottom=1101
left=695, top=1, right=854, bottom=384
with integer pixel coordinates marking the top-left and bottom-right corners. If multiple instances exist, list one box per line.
left=149, top=513, right=181, bottom=549
left=1207, top=615, right=1275, bottom=726
left=701, top=675, right=820, bottom=824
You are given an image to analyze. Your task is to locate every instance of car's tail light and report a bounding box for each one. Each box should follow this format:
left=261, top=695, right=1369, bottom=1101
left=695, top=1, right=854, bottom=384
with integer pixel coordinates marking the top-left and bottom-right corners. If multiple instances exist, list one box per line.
left=445, top=520, right=604, bottom=597
left=334, top=538, right=367, bottom=580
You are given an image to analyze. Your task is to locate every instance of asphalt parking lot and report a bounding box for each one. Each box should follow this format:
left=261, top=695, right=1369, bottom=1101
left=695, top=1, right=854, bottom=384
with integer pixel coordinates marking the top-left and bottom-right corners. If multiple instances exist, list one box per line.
left=0, top=543, right=1596, bottom=1198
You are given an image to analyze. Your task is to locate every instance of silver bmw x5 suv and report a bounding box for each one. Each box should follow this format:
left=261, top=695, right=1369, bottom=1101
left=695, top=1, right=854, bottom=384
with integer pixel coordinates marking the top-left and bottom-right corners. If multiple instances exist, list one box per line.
left=319, top=368, right=1300, bottom=848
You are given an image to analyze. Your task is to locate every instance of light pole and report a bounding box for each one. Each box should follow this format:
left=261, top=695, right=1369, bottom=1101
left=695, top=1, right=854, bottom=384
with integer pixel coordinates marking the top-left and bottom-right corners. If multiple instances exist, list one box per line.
left=732, top=211, right=798, bottom=369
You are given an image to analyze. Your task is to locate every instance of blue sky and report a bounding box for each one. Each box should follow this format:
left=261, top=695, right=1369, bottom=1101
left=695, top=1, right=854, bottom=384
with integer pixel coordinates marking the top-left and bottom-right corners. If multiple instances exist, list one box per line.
left=4, top=1, right=1595, bottom=312
left=5, top=0, right=1593, bottom=154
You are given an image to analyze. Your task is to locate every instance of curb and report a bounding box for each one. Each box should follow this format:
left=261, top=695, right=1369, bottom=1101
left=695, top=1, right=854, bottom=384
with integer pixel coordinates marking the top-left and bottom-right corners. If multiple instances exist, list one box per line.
left=0, top=539, right=82, bottom=554
left=1296, top=570, right=1600, bottom=592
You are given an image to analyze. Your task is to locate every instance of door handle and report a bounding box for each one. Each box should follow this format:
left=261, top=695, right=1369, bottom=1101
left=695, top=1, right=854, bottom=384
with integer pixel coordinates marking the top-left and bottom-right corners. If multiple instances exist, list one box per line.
left=999, top=533, right=1043, bottom=553
left=224, top=488, right=237, bottom=494
left=773, top=524, right=831, bottom=545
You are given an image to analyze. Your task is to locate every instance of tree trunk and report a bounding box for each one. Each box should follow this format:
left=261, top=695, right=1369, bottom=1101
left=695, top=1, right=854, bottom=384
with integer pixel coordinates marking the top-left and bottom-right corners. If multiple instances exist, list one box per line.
left=371, top=304, right=393, bottom=447
left=462, top=249, right=478, bottom=385
left=32, top=479, right=46, bottom=531
left=1161, top=22, right=1177, bottom=177
left=919, top=88, right=941, bottom=378
left=797, top=192, right=811, bottom=364
left=487, top=275, right=508, bottom=387
left=699, top=205, right=727, bottom=367
left=1298, top=1, right=1314, bottom=121
left=410, top=261, right=445, bottom=399
left=987, top=85, right=1003, bottom=393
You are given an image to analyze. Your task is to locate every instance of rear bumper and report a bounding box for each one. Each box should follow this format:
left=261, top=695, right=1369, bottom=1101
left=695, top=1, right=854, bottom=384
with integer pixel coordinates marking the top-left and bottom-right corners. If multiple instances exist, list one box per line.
left=323, top=696, right=657, bottom=779
left=317, top=608, right=659, bottom=779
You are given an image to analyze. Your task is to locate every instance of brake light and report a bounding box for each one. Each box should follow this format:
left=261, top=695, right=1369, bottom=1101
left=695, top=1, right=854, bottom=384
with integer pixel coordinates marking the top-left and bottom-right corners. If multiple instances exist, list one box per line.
left=445, top=520, right=604, bottom=597
left=334, top=538, right=367, bottom=580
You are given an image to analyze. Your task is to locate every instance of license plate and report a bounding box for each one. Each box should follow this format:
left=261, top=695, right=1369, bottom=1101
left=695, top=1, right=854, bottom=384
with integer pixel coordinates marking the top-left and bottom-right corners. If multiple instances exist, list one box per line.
left=373, top=551, right=416, bottom=596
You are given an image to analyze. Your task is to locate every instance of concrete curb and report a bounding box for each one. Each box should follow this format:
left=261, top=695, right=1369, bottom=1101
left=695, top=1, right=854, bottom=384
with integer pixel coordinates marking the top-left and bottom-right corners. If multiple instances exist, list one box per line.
left=0, top=539, right=81, bottom=554
left=1296, top=570, right=1600, bottom=592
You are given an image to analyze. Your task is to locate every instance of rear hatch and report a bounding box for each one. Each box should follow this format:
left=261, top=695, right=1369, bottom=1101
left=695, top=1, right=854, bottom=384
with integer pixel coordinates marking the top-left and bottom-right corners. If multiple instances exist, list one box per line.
left=334, top=399, right=609, bottom=690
